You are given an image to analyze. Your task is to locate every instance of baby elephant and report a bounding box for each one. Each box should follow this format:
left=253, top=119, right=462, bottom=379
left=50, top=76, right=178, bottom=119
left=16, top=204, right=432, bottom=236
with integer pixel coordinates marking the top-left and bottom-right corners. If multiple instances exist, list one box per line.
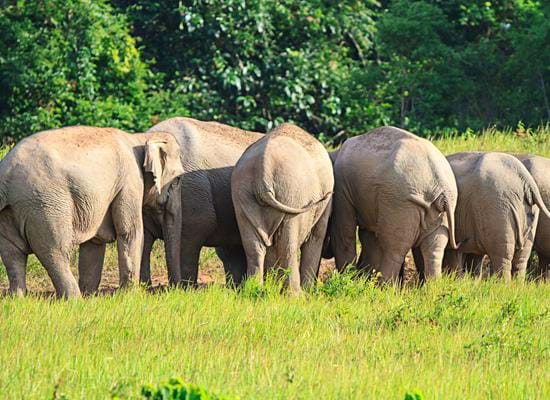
left=0, top=126, right=183, bottom=298
left=330, top=126, right=459, bottom=282
left=232, top=123, right=333, bottom=293
left=444, top=152, right=550, bottom=281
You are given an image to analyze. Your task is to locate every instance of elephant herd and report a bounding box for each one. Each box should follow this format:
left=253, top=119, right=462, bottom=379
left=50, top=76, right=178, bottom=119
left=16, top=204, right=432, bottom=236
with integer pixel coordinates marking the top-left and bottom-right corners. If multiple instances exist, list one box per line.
left=0, top=118, right=548, bottom=299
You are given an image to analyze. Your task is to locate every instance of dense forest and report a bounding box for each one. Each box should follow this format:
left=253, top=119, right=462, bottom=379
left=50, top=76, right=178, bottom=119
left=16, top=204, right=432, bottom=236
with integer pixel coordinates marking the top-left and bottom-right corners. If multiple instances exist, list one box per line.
left=0, top=0, right=548, bottom=141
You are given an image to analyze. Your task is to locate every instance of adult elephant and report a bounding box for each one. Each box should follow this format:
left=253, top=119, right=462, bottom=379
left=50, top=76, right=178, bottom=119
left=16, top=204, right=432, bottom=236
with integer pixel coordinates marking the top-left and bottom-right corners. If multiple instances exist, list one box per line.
left=444, top=152, right=550, bottom=281
left=330, top=126, right=459, bottom=282
left=232, top=123, right=333, bottom=293
left=513, top=154, right=550, bottom=280
left=0, top=126, right=183, bottom=298
left=141, top=117, right=263, bottom=286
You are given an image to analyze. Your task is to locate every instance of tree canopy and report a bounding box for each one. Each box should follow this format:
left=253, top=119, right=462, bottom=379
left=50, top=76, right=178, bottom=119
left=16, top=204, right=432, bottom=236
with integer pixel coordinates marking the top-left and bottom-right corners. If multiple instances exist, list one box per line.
left=0, top=0, right=548, bottom=141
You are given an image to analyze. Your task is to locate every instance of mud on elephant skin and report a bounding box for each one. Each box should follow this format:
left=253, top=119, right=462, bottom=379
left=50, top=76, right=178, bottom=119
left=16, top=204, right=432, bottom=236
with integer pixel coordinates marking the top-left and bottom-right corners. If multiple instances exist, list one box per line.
left=141, top=117, right=263, bottom=287
left=444, top=152, right=550, bottom=282
left=329, top=126, right=459, bottom=283
left=232, top=123, right=334, bottom=294
left=0, top=126, right=184, bottom=298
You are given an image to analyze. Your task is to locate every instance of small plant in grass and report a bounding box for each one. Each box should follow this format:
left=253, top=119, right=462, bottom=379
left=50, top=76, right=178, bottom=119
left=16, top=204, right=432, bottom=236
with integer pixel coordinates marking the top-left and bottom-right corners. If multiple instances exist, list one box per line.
left=141, top=377, right=235, bottom=400
left=239, top=269, right=286, bottom=300
left=315, top=267, right=378, bottom=298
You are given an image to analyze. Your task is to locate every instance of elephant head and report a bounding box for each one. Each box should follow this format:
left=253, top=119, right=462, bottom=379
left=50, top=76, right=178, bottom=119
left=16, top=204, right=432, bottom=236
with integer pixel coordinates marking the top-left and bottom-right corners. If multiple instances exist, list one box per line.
left=143, top=132, right=184, bottom=207
left=143, top=132, right=184, bottom=284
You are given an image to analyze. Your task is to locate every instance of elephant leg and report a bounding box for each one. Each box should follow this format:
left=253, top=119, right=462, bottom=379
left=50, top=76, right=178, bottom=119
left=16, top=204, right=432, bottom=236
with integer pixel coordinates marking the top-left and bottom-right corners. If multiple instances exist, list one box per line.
left=78, top=240, right=106, bottom=295
left=378, top=252, right=406, bottom=284
left=488, top=255, right=513, bottom=282
left=217, top=245, right=246, bottom=287
left=538, top=254, right=550, bottom=281
left=357, top=230, right=382, bottom=273
left=36, top=248, right=80, bottom=299
left=511, top=246, right=532, bottom=282
left=330, top=192, right=357, bottom=271
left=28, top=216, right=80, bottom=298
left=299, top=204, right=331, bottom=289
left=418, top=225, right=448, bottom=281
left=412, top=247, right=424, bottom=279
left=463, top=254, right=484, bottom=278
left=112, top=191, right=143, bottom=288
left=274, top=222, right=301, bottom=294
left=180, top=240, right=202, bottom=286
left=0, top=240, right=27, bottom=296
left=139, top=230, right=155, bottom=285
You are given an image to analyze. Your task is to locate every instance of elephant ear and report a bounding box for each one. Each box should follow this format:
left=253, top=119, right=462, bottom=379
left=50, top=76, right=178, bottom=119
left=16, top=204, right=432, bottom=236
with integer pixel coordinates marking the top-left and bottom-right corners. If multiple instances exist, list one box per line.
left=144, top=138, right=168, bottom=194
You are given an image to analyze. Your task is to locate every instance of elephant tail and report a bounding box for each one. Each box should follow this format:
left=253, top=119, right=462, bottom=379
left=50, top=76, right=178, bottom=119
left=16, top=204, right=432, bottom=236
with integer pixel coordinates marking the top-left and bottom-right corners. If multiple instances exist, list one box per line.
left=257, top=190, right=332, bottom=215
left=444, top=196, right=460, bottom=250
left=409, top=191, right=460, bottom=250
left=525, top=178, right=550, bottom=221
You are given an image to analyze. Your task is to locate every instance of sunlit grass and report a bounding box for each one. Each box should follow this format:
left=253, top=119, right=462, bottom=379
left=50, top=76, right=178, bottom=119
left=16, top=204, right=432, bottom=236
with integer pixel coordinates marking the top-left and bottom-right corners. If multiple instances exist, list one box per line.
left=0, top=126, right=549, bottom=399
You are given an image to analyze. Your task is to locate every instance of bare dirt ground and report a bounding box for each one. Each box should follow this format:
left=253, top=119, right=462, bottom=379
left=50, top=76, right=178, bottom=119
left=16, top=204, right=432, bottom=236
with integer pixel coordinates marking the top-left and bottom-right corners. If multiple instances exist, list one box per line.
left=0, top=243, right=424, bottom=297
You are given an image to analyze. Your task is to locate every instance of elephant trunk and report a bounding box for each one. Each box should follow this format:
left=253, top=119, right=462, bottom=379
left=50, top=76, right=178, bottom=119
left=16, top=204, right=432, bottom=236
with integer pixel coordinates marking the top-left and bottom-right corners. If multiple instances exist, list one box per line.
left=161, top=186, right=182, bottom=285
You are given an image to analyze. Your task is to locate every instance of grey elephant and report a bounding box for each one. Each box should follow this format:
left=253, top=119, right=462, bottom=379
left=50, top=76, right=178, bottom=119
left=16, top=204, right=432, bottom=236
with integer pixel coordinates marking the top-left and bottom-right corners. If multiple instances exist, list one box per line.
left=513, top=154, right=550, bottom=280
left=232, top=123, right=333, bottom=293
left=140, top=117, right=263, bottom=286
left=0, top=126, right=183, bottom=298
left=329, top=126, right=459, bottom=282
left=444, top=152, right=550, bottom=281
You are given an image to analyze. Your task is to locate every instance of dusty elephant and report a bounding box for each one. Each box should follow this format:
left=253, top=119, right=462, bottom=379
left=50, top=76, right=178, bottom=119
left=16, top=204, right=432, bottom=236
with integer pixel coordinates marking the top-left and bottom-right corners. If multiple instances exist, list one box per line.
left=232, top=123, right=333, bottom=293
left=0, top=126, right=183, bottom=298
left=444, top=152, right=550, bottom=281
left=141, top=117, right=263, bottom=286
left=329, top=126, right=459, bottom=282
left=513, top=154, right=550, bottom=280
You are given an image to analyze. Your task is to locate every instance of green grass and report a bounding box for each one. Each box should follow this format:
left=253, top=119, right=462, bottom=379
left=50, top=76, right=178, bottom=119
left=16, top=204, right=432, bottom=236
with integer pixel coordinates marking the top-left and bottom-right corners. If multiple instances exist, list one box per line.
left=0, top=277, right=548, bottom=399
left=0, top=126, right=550, bottom=399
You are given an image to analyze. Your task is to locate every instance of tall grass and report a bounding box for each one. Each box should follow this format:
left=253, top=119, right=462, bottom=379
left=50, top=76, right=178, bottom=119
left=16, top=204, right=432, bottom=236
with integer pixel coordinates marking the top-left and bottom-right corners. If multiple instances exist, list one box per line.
left=0, top=126, right=549, bottom=399
left=0, top=277, right=548, bottom=399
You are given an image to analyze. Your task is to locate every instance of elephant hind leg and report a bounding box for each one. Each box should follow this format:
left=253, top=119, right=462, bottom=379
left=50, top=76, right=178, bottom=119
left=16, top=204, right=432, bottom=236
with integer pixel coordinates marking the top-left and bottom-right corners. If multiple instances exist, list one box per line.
left=271, top=220, right=301, bottom=294
left=36, top=248, right=80, bottom=299
left=511, top=245, right=533, bottom=282
left=299, top=203, right=331, bottom=289
left=378, top=252, right=405, bottom=284
left=78, top=240, right=106, bottom=295
left=217, top=245, right=246, bottom=287
left=111, top=190, right=143, bottom=288
left=418, top=225, right=448, bottom=282
left=0, top=240, right=27, bottom=296
left=488, top=255, right=513, bottom=282
left=330, top=192, right=358, bottom=271
left=537, top=254, right=550, bottom=281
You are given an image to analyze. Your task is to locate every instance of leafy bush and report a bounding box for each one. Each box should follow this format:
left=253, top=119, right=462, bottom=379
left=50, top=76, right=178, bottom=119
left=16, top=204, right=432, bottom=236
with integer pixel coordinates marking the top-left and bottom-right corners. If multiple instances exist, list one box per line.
left=0, top=0, right=163, bottom=140
left=141, top=378, right=235, bottom=400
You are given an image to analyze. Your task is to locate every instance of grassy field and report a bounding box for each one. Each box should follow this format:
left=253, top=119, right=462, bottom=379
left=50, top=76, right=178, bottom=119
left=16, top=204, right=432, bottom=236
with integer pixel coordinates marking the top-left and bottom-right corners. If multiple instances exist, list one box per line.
left=0, top=126, right=549, bottom=399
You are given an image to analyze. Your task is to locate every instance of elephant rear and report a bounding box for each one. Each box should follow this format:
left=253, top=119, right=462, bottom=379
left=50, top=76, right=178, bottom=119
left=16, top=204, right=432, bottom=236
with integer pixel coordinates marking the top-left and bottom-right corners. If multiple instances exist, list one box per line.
left=232, top=123, right=333, bottom=292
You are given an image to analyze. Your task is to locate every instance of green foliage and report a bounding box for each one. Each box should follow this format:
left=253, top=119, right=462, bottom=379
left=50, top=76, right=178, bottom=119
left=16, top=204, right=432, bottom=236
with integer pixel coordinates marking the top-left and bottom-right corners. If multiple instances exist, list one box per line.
left=142, top=377, right=235, bottom=400
left=113, top=0, right=379, bottom=136
left=0, top=0, right=169, bottom=140
left=0, top=1, right=549, bottom=138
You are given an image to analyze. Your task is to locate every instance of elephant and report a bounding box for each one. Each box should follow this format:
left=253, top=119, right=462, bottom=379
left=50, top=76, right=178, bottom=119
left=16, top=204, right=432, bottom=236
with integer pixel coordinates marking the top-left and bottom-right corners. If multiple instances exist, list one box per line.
left=0, top=126, right=183, bottom=298
left=329, top=126, right=459, bottom=283
left=232, top=123, right=334, bottom=293
left=140, top=117, right=263, bottom=286
left=443, top=152, right=550, bottom=281
left=513, top=154, right=550, bottom=280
